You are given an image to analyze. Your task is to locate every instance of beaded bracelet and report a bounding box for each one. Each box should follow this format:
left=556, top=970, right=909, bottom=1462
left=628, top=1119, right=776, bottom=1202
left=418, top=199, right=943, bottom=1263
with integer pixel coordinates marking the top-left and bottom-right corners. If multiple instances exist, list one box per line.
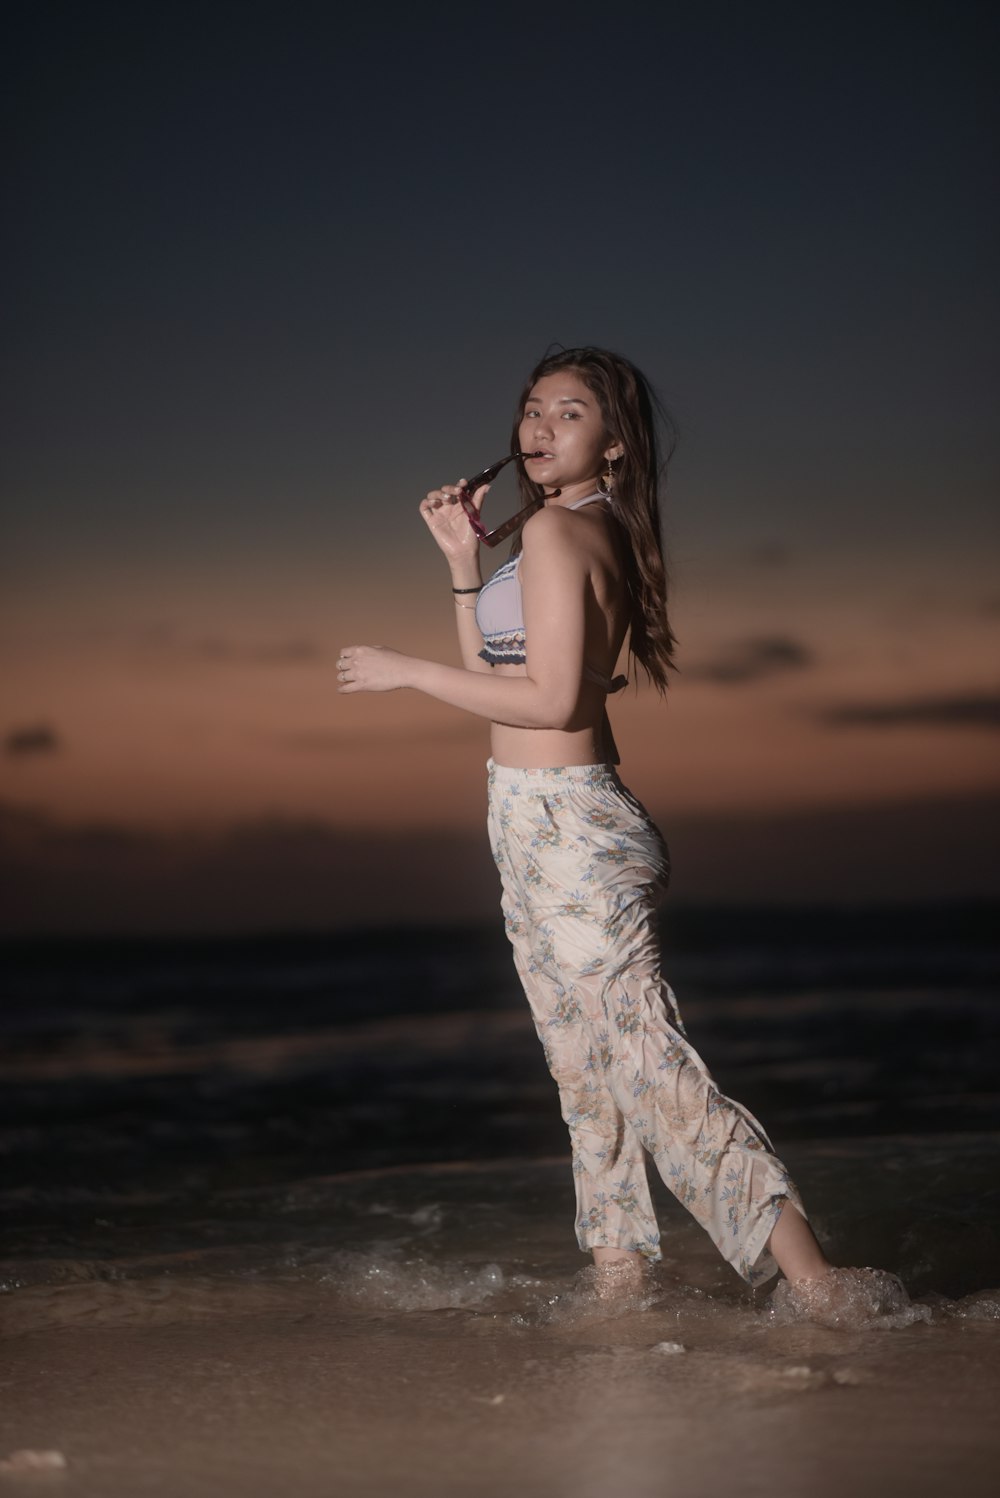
left=451, top=585, right=483, bottom=594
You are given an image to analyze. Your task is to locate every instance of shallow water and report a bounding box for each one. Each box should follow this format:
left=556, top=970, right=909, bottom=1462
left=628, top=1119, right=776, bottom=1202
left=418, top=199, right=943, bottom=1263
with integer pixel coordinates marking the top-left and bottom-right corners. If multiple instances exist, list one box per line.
left=3, top=1154, right=999, bottom=1498
left=3, top=1144, right=998, bottom=1338
left=2, top=913, right=999, bottom=1496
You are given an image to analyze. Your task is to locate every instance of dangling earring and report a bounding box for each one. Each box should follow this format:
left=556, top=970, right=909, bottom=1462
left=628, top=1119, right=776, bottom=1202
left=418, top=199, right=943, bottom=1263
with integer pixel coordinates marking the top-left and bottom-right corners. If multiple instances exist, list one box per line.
left=598, top=454, right=618, bottom=497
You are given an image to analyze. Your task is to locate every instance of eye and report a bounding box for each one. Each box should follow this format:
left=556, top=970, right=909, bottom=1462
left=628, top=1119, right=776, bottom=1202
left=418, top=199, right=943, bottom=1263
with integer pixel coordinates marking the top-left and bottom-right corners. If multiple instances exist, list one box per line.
left=523, top=406, right=540, bottom=418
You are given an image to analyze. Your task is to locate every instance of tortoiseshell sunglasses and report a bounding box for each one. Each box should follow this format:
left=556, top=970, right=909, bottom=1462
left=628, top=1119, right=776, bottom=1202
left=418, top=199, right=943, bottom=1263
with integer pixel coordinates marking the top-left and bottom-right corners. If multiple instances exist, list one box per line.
left=460, top=451, right=544, bottom=547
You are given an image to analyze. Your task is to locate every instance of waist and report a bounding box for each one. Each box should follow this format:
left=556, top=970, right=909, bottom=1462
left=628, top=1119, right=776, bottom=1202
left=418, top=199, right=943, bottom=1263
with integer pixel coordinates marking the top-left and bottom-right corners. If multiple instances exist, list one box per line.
left=487, top=757, right=618, bottom=788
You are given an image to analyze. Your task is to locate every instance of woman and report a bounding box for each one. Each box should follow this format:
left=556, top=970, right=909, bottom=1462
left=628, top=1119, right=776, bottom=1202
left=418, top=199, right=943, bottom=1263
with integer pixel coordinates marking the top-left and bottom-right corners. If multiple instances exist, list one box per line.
left=337, top=346, right=835, bottom=1297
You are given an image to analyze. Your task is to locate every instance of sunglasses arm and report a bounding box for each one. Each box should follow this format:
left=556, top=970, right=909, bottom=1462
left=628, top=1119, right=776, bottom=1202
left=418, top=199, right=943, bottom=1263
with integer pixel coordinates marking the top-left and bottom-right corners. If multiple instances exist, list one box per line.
left=478, top=500, right=543, bottom=547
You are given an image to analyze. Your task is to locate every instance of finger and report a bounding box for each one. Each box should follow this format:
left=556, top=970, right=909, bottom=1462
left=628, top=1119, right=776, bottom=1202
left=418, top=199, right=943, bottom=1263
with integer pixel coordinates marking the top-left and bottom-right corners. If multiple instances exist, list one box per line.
left=421, top=490, right=455, bottom=516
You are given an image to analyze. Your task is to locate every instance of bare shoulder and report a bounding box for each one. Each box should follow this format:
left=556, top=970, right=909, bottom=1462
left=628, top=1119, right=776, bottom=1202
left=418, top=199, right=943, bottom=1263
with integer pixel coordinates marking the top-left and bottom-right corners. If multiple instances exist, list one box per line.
left=520, top=508, right=592, bottom=585
left=521, top=505, right=576, bottom=542
left=521, top=503, right=602, bottom=556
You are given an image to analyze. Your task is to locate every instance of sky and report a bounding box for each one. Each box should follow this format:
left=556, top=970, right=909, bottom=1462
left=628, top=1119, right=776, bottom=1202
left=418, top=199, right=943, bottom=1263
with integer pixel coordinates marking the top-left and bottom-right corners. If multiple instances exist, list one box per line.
left=2, top=0, right=998, bottom=933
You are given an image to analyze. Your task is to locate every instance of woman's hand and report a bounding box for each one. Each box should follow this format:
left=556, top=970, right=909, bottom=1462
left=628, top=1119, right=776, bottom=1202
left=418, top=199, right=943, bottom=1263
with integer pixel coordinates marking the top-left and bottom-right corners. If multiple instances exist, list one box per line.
left=336, top=645, right=410, bottom=694
left=419, top=480, right=487, bottom=562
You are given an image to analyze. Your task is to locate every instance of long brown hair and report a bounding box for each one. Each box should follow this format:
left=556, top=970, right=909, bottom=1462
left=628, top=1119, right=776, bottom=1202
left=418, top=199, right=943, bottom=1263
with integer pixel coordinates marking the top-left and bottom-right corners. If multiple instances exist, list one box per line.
left=509, top=346, right=680, bottom=694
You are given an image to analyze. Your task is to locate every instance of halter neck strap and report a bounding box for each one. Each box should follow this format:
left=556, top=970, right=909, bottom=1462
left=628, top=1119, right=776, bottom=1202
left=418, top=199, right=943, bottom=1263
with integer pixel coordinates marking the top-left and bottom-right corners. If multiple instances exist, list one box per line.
left=565, top=493, right=609, bottom=511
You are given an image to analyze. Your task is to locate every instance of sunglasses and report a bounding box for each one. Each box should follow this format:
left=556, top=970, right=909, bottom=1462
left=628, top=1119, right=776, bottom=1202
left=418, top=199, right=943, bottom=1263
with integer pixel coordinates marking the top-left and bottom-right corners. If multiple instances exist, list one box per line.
left=460, top=451, right=545, bottom=547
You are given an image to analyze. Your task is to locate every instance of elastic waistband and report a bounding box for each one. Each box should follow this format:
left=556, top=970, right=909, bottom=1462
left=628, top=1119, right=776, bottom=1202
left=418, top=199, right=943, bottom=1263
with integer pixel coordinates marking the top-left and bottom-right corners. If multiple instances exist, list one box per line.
left=487, top=757, right=618, bottom=788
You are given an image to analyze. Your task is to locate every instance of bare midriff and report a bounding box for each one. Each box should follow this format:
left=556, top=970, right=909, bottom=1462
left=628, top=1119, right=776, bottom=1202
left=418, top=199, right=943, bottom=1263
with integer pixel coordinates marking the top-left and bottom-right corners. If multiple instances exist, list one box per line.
left=488, top=667, right=616, bottom=769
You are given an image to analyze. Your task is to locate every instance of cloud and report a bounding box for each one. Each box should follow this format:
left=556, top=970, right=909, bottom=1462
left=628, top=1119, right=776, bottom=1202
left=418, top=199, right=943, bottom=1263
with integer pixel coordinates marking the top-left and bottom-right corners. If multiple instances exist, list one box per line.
left=41, top=823, right=162, bottom=854
left=659, top=789, right=1000, bottom=905
left=820, top=692, right=1000, bottom=731
left=190, top=637, right=322, bottom=665
left=2, top=788, right=997, bottom=936
left=689, top=636, right=814, bottom=685
left=0, top=801, right=50, bottom=840
left=0, top=799, right=161, bottom=858
left=4, top=724, right=62, bottom=757
left=0, top=800, right=493, bottom=935
left=222, top=815, right=340, bottom=852
left=135, top=627, right=323, bottom=667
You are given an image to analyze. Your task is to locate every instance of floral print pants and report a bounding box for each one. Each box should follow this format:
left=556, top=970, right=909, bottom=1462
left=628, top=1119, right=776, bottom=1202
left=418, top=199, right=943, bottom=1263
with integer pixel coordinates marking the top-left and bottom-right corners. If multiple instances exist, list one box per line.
left=486, top=758, right=807, bottom=1288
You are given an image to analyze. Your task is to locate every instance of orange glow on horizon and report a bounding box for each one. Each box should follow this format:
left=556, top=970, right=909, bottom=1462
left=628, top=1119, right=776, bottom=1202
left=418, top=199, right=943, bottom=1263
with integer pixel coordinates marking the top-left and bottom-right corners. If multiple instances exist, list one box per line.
left=3, top=550, right=999, bottom=843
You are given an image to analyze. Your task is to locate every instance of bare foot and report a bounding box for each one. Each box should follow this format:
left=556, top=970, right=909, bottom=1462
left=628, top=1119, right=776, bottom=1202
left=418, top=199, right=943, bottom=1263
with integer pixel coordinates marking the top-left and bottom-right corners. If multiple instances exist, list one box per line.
left=766, top=1267, right=928, bottom=1329
left=591, top=1246, right=642, bottom=1267
left=588, top=1248, right=648, bottom=1300
left=590, top=1258, right=649, bottom=1301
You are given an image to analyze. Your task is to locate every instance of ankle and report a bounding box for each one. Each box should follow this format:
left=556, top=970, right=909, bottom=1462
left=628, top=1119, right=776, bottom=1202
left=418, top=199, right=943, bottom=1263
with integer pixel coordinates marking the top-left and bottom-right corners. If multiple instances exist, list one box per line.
left=767, top=1199, right=832, bottom=1283
left=789, top=1263, right=836, bottom=1284
left=591, top=1247, right=642, bottom=1266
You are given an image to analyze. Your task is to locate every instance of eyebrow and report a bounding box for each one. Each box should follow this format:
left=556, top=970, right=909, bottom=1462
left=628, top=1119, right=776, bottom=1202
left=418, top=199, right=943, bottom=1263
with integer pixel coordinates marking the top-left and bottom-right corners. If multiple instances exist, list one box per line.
left=525, top=394, right=590, bottom=406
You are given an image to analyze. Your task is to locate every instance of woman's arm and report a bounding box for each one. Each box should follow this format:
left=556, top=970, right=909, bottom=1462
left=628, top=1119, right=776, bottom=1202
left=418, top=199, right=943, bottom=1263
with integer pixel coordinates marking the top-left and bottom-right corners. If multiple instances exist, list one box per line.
left=420, top=481, right=494, bottom=675
left=339, top=507, right=590, bottom=728
left=449, top=566, right=495, bottom=676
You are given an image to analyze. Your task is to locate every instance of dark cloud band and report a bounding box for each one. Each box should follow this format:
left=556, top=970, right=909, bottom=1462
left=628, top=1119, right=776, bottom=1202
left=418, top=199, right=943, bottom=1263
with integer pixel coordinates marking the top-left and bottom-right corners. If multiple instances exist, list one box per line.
left=4, top=725, right=62, bottom=758
left=821, top=693, right=1000, bottom=731
left=689, top=636, right=814, bottom=685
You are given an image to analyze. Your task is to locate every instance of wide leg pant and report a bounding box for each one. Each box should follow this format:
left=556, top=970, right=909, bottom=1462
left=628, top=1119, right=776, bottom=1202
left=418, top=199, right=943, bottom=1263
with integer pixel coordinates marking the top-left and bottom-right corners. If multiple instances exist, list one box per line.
left=486, top=758, right=808, bottom=1288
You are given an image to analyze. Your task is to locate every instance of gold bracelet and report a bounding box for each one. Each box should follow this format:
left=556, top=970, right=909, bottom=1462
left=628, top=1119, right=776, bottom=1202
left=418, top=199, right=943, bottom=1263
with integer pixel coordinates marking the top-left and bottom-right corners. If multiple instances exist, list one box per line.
left=454, top=599, right=477, bottom=609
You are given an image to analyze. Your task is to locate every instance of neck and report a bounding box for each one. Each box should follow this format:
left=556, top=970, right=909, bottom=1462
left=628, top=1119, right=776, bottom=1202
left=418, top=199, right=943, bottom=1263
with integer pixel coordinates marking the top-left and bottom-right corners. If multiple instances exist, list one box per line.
left=542, top=479, right=604, bottom=508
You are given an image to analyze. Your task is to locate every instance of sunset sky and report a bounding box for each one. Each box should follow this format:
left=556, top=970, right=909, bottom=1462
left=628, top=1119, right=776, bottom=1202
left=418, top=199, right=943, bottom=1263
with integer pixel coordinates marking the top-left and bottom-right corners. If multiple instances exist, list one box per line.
left=3, top=2, right=998, bottom=933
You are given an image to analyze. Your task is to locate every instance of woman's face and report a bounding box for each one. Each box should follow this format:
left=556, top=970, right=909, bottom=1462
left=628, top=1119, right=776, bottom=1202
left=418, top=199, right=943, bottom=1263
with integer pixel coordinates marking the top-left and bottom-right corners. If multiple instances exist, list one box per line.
left=518, top=370, right=619, bottom=495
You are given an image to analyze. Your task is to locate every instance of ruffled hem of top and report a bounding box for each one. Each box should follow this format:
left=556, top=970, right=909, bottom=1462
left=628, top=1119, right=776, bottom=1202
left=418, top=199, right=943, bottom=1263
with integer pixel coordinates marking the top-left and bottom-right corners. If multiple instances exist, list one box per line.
left=479, top=632, right=527, bottom=666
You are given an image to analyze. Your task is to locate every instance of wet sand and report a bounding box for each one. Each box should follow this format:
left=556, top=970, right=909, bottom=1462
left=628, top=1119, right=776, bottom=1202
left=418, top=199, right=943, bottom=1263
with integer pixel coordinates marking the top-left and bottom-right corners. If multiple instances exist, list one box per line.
left=3, top=1154, right=999, bottom=1498
left=3, top=1298, right=1000, bottom=1498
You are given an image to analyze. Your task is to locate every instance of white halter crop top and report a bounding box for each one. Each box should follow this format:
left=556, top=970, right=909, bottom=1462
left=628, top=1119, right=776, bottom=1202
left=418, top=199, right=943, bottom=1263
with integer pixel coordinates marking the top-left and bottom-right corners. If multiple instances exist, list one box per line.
left=474, top=494, right=628, bottom=693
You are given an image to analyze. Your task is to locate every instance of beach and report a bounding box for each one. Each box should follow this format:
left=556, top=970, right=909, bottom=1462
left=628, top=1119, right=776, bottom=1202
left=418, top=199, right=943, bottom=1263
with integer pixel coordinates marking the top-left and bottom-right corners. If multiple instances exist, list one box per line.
left=2, top=910, right=999, bottom=1495
left=3, top=1151, right=1000, bottom=1498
